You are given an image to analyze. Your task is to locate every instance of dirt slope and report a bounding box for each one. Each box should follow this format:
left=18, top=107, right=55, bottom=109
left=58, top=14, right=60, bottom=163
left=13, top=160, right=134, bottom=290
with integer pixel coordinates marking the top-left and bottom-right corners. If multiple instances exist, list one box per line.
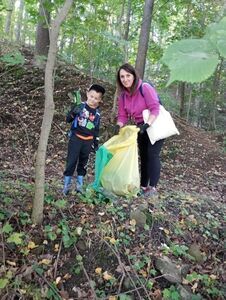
left=0, top=46, right=225, bottom=299
left=0, top=47, right=225, bottom=201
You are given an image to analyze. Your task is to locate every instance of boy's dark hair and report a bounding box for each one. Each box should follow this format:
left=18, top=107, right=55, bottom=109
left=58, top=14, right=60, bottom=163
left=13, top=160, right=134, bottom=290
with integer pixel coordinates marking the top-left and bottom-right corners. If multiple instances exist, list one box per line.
left=88, top=84, right=105, bottom=96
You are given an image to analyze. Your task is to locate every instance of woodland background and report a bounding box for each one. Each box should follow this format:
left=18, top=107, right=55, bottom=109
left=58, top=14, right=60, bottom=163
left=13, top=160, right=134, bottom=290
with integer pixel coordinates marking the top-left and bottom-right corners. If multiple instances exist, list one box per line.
left=0, top=1, right=226, bottom=300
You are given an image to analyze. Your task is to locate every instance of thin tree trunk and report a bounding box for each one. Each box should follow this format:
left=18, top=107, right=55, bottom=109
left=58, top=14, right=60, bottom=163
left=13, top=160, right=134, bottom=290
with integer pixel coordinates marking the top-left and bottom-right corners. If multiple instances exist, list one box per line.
left=5, top=0, right=15, bottom=36
left=118, top=0, right=125, bottom=37
left=135, top=0, right=155, bottom=78
left=21, top=11, right=28, bottom=44
left=15, top=0, right=24, bottom=42
left=32, top=0, right=73, bottom=225
left=179, top=82, right=186, bottom=117
left=35, top=0, right=51, bottom=58
left=186, top=85, right=192, bottom=121
left=124, top=0, right=132, bottom=61
left=208, top=60, right=223, bottom=130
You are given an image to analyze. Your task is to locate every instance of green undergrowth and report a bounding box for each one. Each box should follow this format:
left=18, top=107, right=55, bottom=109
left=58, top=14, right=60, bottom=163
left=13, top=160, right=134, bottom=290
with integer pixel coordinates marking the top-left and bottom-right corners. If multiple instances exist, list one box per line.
left=0, top=176, right=225, bottom=299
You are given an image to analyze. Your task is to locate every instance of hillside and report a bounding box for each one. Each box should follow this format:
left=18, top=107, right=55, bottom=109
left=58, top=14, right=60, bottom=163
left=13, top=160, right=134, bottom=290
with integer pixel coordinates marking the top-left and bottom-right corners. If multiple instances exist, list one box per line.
left=0, top=47, right=225, bottom=300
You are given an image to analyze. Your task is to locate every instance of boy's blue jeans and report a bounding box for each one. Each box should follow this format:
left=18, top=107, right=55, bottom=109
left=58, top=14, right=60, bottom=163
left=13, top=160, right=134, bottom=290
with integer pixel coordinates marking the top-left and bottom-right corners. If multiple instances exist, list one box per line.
left=64, top=135, right=93, bottom=177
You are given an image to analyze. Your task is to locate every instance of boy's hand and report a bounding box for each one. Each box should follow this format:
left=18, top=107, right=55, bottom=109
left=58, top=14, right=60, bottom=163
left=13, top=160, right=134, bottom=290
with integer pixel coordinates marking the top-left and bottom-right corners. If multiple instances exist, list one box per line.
left=72, top=104, right=81, bottom=116
left=138, top=123, right=149, bottom=134
left=91, top=138, right=99, bottom=152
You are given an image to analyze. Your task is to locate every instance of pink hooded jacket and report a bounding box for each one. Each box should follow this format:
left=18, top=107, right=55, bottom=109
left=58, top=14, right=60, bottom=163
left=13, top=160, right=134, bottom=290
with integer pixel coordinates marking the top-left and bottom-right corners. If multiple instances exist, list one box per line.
left=117, top=79, right=160, bottom=125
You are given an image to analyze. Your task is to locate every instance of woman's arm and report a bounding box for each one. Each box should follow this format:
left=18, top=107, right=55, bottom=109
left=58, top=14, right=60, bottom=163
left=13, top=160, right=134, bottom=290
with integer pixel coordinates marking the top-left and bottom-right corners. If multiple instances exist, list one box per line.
left=117, top=95, right=128, bottom=126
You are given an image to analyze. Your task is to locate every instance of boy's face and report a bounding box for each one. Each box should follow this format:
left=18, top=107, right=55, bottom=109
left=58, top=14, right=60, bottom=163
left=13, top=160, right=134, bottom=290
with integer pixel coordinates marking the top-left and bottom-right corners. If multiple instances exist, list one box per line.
left=86, top=90, right=102, bottom=108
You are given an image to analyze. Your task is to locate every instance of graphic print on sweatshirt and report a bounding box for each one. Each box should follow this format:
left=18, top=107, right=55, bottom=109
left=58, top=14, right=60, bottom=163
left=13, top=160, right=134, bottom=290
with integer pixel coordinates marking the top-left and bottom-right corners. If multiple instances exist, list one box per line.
left=77, top=107, right=96, bottom=130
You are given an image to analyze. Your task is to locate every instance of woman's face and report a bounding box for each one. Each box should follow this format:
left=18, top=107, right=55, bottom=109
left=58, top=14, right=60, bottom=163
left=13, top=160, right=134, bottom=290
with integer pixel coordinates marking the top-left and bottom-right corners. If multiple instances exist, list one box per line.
left=119, top=69, right=134, bottom=89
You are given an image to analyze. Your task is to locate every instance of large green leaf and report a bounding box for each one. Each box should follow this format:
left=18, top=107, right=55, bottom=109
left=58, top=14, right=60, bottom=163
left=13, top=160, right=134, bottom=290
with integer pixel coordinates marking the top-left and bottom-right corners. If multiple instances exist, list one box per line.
left=205, top=16, right=226, bottom=58
left=161, top=39, right=219, bottom=86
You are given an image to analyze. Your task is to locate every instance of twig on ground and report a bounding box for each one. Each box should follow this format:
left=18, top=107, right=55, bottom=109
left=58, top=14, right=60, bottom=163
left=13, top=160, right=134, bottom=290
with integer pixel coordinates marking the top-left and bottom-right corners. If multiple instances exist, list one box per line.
left=53, top=121, right=67, bottom=138
left=73, top=244, right=98, bottom=300
left=30, top=86, right=44, bottom=100
left=0, top=222, right=6, bottom=268
left=0, top=66, right=19, bottom=78
left=53, top=239, right=62, bottom=279
left=100, top=236, right=143, bottom=300
left=18, top=119, right=33, bottom=168
left=34, top=267, right=62, bottom=299
left=126, top=251, right=152, bottom=300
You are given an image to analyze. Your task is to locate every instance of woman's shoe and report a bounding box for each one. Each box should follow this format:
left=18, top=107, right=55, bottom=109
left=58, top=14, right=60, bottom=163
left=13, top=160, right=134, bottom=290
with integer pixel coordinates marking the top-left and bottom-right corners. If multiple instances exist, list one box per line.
left=139, top=186, right=158, bottom=198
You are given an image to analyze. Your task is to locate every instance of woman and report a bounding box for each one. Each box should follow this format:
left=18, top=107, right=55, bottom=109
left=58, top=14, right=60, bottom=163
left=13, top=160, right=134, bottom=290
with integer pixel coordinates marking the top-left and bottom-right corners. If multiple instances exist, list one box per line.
left=115, top=63, right=164, bottom=197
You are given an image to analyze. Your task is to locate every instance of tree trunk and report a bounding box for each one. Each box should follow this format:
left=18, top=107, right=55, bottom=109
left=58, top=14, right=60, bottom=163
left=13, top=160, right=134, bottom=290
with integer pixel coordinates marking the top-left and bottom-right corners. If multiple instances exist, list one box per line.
left=32, top=0, right=73, bottom=225
left=118, top=0, right=125, bottom=37
left=4, top=0, right=15, bottom=37
left=186, top=85, right=193, bottom=122
left=124, top=0, right=132, bottom=61
left=34, top=0, right=51, bottom=57
left=208, top=60, right=223, bottom=130
left=15, top=0, right=24, bottom=42
left=21, top=11, right=28, bottom=44
left=179, top=82, right=186, bottom=117
left=135, top=0, right=155, bottom=78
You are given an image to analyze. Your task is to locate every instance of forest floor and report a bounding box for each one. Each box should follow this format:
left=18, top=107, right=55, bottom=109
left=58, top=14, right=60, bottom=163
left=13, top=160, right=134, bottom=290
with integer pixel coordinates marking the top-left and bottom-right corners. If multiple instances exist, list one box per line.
left=0, top=46, right=225, bottom=300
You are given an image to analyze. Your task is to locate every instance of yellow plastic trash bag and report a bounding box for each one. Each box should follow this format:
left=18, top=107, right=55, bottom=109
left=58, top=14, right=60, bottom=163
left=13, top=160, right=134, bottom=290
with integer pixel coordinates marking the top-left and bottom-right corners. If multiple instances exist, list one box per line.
left=100, top=125, right=140, bottom=196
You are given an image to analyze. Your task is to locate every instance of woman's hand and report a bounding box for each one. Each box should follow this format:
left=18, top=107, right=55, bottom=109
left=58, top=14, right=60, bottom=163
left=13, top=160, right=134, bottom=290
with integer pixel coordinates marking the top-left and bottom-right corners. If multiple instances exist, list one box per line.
left=138, top=123, right=149, bottom=134
left=113, top=124, right=121, bottom=135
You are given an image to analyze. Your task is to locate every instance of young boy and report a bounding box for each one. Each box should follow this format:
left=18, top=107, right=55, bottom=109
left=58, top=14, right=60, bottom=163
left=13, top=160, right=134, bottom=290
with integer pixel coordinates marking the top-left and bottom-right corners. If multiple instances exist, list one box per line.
left=63, top=84, right=105, bottom=195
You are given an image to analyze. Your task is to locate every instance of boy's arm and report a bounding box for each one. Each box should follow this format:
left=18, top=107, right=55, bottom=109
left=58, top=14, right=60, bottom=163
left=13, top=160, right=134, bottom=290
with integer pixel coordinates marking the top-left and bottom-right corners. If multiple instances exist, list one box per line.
left=66, top=104, right=81, bottom=123
left=93, top=116, right=100, bottom=151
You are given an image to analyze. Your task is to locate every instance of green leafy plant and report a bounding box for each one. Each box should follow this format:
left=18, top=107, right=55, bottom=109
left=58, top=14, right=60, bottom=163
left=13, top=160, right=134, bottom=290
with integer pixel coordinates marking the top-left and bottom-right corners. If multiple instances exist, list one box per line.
left=44, top=225, right=57, bottom=241
left=71, top=255, right=83, bottom=275
left=58, top=219, right=77, bottom=248
left=53, top=199, right=67, bottom=209
left=185, top=272, right=223, bottom=297
left=7, top=232, right=24, bottom=245
left=163, top=285, right=180, bottom=300
left=19, top=212, right=32, bottom=225
left=0, top=51, right=25, bottom=66
left=2, top=222, right=13, bottom=234
left=0, top=270, right=13, bottom=289
left=162, top=243, right=194, bottom=260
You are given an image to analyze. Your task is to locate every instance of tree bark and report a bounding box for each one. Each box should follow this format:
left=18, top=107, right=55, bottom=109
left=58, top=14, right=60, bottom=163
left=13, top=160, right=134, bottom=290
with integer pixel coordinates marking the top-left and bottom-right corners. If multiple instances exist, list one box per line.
left=15, top=0, right=24, bottom=42
left=186, top=85, right=193, bottom=122
left=32, top=0, right=73, bottom=225
left=34, top=0, right=51, bottom=57
left=135, top=0, right=155, bottom=78
left=179, top=82, right=186, bottom=117
left=208, top=59, right=223, bottom=130
left=4, top=0, right=15, bottom=37
left=21, top=11, right=28, bottom=44
left=124, top=0, right=132, bottom=61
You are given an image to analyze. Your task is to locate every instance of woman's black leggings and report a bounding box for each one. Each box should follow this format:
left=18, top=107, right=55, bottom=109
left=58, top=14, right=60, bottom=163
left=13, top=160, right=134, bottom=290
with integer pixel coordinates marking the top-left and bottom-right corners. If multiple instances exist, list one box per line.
left=137, top=132, right=164, bottom=187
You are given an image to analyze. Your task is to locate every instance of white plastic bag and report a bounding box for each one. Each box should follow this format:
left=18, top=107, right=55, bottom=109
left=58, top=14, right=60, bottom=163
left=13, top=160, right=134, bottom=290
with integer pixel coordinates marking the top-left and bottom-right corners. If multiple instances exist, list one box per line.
left=143, top=105, right=179, bottom=145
